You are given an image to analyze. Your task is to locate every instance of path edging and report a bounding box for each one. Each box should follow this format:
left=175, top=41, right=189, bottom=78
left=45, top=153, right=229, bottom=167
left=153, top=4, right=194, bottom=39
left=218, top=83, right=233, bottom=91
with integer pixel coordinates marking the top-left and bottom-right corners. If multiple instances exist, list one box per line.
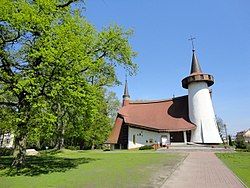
left=159, top=153, right=189, bottom=188
left=215, top=153, right=248, bottom=188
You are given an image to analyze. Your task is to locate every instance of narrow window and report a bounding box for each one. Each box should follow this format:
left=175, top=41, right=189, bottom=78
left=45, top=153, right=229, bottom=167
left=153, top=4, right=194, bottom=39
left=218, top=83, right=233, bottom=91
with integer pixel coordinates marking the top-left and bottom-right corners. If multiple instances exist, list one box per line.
left=133, top=135, right=136, bottom=144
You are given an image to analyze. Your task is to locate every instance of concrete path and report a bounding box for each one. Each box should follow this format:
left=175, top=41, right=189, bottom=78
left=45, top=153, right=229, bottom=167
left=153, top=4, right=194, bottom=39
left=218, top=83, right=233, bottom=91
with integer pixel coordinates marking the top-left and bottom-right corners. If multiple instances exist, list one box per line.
left=162, top=152, right=245, bottom=188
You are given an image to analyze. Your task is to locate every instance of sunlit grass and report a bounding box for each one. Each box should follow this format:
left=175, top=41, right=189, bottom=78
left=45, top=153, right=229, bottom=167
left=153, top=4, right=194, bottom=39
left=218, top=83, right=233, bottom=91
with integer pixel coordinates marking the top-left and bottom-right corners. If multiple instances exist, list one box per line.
left=216, top=152, right=250, bottom=187
left=0, top=149, right=184, bottom=188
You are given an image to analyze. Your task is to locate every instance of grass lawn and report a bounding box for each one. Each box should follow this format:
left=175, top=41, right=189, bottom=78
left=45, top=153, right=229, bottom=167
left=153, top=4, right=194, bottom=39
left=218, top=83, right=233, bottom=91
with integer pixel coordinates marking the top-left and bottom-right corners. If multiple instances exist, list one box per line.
left=216, top=152, right=250, bottom=187
left=0, top=149, right=184, bottom=188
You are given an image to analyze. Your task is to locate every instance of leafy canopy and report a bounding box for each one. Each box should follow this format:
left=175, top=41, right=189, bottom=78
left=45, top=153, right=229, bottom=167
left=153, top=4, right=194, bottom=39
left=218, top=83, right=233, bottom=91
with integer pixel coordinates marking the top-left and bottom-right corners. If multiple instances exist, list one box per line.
left=0, top=0, right=137, bottom=161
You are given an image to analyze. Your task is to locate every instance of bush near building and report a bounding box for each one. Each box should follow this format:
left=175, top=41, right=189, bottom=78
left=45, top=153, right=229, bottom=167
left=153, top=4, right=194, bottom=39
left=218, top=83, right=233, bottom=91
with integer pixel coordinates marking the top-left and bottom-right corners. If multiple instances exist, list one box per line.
left=139, top=145, right=154, bottom=150
left=235, top=137, right=247, bottom=149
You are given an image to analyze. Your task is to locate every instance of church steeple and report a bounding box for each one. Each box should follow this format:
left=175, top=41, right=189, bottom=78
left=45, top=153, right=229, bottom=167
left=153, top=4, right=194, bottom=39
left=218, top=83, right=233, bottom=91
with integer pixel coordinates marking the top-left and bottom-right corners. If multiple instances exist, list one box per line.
left=190, top=50, right=202, bottom=74
left=181, top=46, right=222, bottom=144
left=182, top=50, right=214, bottom=89
left=122, top=78, right=130, bottom=106
left=123, top=79, right=130, bottom=99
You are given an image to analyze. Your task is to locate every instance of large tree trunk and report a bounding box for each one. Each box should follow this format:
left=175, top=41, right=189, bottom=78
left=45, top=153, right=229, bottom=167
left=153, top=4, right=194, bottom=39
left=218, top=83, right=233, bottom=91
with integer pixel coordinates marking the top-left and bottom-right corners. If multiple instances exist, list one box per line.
left=54, top=103, right=66, bottom=150
left=54, top=121, right=65, bottom=150
left=12, top=93, right=31, bottom=167
left=12, top=134, right=27, bottom=167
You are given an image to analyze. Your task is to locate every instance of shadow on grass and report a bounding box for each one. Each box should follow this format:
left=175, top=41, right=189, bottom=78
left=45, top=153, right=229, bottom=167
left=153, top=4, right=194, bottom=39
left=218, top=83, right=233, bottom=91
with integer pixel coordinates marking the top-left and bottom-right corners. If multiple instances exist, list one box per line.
left=0, top=155, right=96, bottom=177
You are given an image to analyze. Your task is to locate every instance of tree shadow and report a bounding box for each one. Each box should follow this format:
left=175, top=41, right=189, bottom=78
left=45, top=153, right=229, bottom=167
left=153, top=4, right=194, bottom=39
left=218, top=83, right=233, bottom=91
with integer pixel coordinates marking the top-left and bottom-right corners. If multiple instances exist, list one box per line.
left=0, top=155, right=96, bottom=176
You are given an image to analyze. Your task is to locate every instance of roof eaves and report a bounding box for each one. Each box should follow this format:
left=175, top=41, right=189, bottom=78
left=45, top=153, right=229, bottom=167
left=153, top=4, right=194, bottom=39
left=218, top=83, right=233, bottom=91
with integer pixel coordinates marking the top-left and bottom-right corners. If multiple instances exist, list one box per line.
left=127, top=123, right=196, bottom=132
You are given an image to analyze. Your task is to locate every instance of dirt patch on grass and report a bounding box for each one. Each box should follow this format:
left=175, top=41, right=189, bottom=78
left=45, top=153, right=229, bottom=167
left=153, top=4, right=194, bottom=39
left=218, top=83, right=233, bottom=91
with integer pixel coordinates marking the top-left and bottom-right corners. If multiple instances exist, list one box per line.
left=144, top=153, right=188, bottom=188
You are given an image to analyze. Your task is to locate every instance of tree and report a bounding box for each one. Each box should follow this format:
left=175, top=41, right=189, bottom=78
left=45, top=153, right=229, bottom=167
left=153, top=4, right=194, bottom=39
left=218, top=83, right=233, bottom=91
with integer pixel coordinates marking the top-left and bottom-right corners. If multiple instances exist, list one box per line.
left=0, top=0, right=137, bottom=166
left=0, top=107, right=16, bottom=146
left=228, top=135, right=233, bottom=146
left=216, top=116, right=228, bottom=144
left=62, top=86, right=113, bottom=150
left=105, top=90, right=120, bottom=124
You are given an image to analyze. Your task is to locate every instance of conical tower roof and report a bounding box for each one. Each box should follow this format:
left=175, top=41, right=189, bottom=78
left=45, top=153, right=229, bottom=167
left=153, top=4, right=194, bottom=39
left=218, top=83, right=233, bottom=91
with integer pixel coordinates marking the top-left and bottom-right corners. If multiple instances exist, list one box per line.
left=122, top=79, right=130, bottom=106
left=182, top=50, right=214, bottom=89
left=190, top=50, right=202, bottom=74
left=123, top=79, right=130, bottom=99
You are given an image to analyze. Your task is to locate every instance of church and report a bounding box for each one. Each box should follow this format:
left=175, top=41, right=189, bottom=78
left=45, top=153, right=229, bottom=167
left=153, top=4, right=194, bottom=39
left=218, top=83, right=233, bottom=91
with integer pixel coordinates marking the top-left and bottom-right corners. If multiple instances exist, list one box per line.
left=106, top=49, right=222, bottom=149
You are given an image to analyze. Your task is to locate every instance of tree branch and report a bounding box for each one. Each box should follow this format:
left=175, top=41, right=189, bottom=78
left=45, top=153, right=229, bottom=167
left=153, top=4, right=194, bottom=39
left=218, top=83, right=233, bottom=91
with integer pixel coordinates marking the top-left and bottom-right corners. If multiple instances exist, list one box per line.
left=97, top=51, right=107, bottom=60
left=1, top=31, right=21, bottom=44
left=57, top=0, right=77, bottom=8
left=0, top=101, right=17, bottom=107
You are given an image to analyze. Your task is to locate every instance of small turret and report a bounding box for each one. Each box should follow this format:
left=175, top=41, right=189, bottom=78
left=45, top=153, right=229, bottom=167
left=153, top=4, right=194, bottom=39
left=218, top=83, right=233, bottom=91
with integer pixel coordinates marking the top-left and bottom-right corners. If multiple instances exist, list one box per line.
left=190, top=50, right=202, bottom=73
left=122, top=79, right=130, bottom=106
left=182, top=50, right=214, bottom=89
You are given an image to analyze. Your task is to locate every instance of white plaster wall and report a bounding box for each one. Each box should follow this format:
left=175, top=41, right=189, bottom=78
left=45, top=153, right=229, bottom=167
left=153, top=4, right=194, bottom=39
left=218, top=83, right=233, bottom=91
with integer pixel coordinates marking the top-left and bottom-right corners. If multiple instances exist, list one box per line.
left=188, top=82, right=222, bottom=143
left=128, top=127, right=169, bottom=149
left=0, top=133, right=14, bottom=148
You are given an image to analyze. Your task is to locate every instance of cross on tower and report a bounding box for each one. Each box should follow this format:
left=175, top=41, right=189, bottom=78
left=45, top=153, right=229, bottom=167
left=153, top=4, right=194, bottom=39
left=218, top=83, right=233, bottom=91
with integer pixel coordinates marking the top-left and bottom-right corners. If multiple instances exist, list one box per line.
left=188, top=36, right=196, bottom=51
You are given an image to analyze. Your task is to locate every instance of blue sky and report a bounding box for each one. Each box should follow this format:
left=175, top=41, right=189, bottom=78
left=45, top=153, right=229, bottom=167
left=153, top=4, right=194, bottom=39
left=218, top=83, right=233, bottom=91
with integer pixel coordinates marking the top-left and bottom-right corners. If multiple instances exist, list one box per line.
left=84, top=0, right=250, bottom=135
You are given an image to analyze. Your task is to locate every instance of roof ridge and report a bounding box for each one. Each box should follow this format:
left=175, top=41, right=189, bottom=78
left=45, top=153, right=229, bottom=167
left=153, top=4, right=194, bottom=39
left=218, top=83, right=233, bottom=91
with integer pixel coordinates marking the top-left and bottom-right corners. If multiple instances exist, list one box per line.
left=130, top=95, right=187, bottom=104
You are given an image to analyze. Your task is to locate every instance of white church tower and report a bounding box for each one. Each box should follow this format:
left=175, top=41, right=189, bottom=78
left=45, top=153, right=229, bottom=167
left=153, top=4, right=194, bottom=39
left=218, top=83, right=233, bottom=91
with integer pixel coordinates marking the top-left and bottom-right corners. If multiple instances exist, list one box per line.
left=182, top=49, right=222, bottom=144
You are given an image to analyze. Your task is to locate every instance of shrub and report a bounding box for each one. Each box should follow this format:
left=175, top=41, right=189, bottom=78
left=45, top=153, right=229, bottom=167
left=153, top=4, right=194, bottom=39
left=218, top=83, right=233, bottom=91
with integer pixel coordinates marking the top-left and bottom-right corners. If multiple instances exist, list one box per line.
left=228, top=135, right=233, bottom=146
left=103, top=148, right=110, bottom=151
left=139, top=145, right=154, bottom=150
left=247, top=144, right=250, bottom=152
left=235, top=137, right=246, bottom=149
left=66, top=146, right=80, bottom=150
left=0, top=148, right=14, bottom=156
left=102, top=144, right=111, bottom=151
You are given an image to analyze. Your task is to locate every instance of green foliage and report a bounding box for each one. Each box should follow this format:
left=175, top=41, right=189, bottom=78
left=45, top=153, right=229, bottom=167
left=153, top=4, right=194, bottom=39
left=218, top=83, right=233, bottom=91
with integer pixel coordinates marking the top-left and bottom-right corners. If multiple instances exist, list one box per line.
left=0, top=0, right=137, bottom=164
left=0, top=104, right=16, bottom=135
left=103, top=148, right=110, bottom=151
left=139, top=145, right=154, bottom=150
left=246, top=144, right=250, bottom=152
left=105, top=90, right=121, bottom=124
left=235, top=137, right=247, bottom=149
left=65, top=146, right=80, bottom=150
left=0, top=148, right=14, bottom=156
left=228, top=135, right=233, bottom=146
left=217, top=152, right=250, bottom=187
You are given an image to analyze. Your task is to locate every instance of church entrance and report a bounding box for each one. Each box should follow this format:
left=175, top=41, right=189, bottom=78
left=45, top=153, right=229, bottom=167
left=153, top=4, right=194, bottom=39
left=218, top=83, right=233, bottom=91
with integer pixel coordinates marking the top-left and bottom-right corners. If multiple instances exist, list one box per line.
left=170, top=131, right=184, bottom=142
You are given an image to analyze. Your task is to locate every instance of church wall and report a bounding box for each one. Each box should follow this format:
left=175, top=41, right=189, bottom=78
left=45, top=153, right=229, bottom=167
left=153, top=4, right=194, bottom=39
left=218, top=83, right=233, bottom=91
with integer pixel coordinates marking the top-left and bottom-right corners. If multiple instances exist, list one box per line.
left=188, top=82, right=222, bottom=143
left=128, top=127, right=164, bottom=149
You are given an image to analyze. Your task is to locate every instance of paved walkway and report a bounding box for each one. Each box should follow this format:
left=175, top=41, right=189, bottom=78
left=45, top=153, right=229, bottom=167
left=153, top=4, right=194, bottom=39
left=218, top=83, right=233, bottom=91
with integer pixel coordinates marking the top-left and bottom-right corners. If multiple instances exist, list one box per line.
left=162, top=152, right=245, bottom=188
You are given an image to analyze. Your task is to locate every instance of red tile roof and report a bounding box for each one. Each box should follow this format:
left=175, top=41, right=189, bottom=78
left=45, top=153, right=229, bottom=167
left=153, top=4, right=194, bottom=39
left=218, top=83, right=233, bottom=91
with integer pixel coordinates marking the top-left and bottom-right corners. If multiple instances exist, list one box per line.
left=121, top=95, right=195, bottom=131
left=106, top=116, right=123, bottom=144
left=106, top=95, right=195, bottom=144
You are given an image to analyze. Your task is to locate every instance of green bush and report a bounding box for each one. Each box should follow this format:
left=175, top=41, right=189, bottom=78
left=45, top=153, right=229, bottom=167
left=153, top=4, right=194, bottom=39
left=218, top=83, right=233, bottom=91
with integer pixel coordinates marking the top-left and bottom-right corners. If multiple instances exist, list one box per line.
left=0, top=148, right=14, bottom=156
left=102, top=144, right=111, bottom=151
left=66, top=146, right=80, bottom=150
left=246, top=144, right=250, bottom=152
left=139, top=145, right=154, bottom=150
left=103, top=148, right=110, bottom=151
left=228, top=135, right=233, bottom=146
left=235, top=137, right=247, bottom=149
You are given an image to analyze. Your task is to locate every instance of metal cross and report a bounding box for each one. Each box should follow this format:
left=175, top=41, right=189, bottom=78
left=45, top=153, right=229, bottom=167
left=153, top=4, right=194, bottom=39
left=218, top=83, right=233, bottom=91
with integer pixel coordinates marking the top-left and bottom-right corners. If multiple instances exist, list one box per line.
left=188, top=36, right=196, bottom=51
